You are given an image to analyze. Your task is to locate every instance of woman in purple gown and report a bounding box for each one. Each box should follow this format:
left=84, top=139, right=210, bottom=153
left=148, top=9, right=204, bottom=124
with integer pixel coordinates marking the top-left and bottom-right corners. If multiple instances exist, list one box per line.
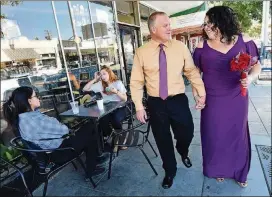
left=192, top=6, right=261, bottom=187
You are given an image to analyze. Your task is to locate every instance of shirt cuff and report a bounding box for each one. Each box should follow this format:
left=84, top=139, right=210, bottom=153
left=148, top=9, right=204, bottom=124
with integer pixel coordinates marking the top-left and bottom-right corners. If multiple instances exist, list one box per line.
left=197, top=88, right=206, bottom=97
left=135, top=101, right=145, bottom=111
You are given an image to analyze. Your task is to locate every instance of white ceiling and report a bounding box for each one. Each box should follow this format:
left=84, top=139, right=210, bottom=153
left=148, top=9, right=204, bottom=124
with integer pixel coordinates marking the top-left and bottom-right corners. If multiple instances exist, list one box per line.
left=141, top=1, right=204, bottom=15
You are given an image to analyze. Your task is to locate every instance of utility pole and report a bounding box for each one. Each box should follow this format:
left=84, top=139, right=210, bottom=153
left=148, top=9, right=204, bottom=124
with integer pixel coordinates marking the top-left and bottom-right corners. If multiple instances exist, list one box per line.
left=44, top=30, right=52, bottom=40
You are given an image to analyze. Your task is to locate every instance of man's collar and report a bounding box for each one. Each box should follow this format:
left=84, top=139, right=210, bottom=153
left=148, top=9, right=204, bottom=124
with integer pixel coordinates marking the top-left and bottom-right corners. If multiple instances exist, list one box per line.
left=150, top=39, right=171, bottom=48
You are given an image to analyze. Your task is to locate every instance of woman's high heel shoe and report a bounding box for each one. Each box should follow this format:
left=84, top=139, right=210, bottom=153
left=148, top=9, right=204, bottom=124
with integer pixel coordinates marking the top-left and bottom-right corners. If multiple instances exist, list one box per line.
left=216, top=178, right=225, bottom=182
left=237, top=181, right=248, bottom=188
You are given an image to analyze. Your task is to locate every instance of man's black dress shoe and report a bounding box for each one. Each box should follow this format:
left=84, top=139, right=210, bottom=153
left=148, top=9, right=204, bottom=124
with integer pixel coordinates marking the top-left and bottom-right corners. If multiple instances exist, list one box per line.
left=162, top=176, right=174, bottom=189
left=181, top=156, right=192, bottom=168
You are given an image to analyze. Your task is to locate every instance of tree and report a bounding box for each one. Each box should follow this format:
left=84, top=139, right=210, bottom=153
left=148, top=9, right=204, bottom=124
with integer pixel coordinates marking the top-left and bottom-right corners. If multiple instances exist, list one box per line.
left=0, top=0, right=21, bottom=19
left=222, top=1, right=262, bottom=32
left=0, top=1, right=21, bottom=38
left=208, top=1, right=271, bottom=33
left=248, top=23, right=262, bottom=38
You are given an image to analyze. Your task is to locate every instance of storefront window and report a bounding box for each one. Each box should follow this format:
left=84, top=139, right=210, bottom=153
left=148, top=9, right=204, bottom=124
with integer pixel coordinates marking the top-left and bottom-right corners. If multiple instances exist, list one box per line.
left=1, top=1, right=60, bottom=72
left=54, top=2, right=80, bottom=70
left=1, top=1, right=63, bottom=100
left=116, top=1, right=136, bottom=25
left=140, top=4, right=150, bottom=44
left=54, top=1, right=98, bottom=94
left=70, top=1, right=98, bottom=69
left=89, top=1, right=121, bottom=77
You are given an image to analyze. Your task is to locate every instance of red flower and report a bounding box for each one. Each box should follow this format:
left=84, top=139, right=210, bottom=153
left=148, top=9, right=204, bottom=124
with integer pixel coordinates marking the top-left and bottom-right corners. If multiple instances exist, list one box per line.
left=239, top=53, right=251, bottom=66
left=230, top=59, right=238, bottom=71
left=230, top=52, right=252, bottom=72
left=230, top=51, right=258, bottom=97
left=237, top=61, right=248, bottom=70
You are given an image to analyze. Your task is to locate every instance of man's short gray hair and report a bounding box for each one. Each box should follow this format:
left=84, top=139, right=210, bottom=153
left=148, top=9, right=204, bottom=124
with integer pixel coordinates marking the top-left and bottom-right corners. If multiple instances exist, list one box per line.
left=147, top=11, right=167, bottom=32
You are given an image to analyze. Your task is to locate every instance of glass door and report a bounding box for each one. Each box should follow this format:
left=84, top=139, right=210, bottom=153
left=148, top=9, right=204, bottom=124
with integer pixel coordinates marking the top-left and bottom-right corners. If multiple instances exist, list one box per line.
left=119, top=25, right=140, bottom=91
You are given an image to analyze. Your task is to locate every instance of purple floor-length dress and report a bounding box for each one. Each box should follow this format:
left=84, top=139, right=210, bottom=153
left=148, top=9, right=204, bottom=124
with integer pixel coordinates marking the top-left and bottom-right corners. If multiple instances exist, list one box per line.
left=193, top=34, right=259, bottom=182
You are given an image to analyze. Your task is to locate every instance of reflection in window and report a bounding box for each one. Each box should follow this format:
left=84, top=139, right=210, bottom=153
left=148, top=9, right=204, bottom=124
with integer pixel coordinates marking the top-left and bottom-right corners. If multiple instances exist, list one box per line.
left=1, top=1, right=62, bottom=83
left=89, top=2, right=121, bottom=78
left=140, top=4, right=150, bottom=44
left=54, top=2, right=80, bottom=70
left=116, top=1, right=136, bottom=25
left=54, top=1, right=99, bottom=94
left=70, top=1, right=98, bottom=68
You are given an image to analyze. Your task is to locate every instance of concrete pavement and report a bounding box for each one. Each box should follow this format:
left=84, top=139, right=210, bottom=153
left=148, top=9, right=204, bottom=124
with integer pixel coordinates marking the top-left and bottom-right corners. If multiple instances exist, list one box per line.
left=33, top=84, right=271, bottom=196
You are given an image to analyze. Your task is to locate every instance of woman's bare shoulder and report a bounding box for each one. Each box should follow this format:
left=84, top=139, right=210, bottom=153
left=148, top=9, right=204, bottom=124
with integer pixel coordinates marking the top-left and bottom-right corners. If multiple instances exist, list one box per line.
left=196, top=40, right=204, bottom=48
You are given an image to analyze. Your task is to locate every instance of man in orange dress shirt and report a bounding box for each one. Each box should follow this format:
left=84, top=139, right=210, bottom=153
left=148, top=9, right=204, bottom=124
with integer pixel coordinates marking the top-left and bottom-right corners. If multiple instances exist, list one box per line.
left=130, top=12, right=206, bottom=189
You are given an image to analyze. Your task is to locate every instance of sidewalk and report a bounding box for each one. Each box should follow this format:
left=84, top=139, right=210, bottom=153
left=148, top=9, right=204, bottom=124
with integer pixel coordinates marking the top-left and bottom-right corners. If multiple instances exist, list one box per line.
left=33, top=85, right=271, bottom=196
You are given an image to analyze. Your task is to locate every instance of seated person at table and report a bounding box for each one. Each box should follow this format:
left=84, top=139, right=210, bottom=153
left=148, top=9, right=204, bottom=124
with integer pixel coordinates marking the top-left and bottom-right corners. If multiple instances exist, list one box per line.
left=69, top=72, right=80, bottom=91
left=58, top=70, right=80, bottom=91
left=83, top=66, right=128, bottom=148
left=3, top=86, right=104, bottom=177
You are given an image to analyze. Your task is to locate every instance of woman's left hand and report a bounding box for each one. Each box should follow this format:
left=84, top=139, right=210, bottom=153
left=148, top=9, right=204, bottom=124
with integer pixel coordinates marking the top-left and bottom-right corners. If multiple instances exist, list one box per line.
left=110, top=87, right=118, bottom=94
left=240, top=75, right=253, bottom=88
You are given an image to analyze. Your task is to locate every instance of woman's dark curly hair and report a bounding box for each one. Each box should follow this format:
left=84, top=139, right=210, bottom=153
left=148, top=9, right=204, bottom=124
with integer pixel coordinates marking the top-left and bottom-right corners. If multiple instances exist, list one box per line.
left=202, top=6, right=241, bottom=44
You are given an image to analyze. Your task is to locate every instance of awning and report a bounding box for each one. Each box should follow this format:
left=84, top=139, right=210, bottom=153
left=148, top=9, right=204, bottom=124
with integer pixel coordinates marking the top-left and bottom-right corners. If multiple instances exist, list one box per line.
left=172, top=25, right=202, bottom=35
left=171, top=11, right=206, bottom=29
left=141, top=1, right=204, bottom=16
left=170, top=2, right=206, bottom=18
left=2, top=48, right=40, bottom=61
left=1, top=50, right=11, bottom=62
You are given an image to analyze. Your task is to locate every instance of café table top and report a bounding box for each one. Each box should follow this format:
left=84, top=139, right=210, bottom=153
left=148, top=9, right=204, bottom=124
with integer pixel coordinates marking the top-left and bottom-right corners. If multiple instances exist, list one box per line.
left=60, top=101, right=126, bottom=120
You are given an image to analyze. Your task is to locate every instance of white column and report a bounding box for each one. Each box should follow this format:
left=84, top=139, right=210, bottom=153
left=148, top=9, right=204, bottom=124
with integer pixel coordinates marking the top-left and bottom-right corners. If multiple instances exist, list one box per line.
left=264, top=1, right=270, bottom=46
left=261, top=1, right=270, bottom=47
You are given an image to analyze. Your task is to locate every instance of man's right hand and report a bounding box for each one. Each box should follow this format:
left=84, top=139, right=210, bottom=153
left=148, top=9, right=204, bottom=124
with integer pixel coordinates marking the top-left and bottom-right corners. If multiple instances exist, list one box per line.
left=136, top=109, right=147, bottom=123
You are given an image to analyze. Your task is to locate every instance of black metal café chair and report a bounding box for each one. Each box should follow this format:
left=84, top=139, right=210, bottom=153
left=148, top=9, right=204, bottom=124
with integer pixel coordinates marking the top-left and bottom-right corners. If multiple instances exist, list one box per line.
left=0, top=156, right=33, bottom=197
left=42, top=90, right=89, bottom=129
left=107, top=99, right=158, bottom=179
left=10, top=136, right=96, bottom=197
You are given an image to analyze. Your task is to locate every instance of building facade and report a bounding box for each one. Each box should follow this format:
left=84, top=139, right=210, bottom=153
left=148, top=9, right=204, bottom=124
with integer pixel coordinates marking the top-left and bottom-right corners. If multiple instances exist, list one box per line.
left=1, top=1, right=157, bottom=86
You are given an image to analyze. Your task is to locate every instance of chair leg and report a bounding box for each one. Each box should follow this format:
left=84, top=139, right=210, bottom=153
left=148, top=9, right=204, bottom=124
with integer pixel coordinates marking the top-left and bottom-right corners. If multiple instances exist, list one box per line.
left=71, top=161, right=78, bottom=171
left=139, top=147, right=158, bottom=176
left=76, top=157, right=96, bottom=188
left=31, top=169, right=36, bottom=189
left=108, top=136, right=115, bottom=179
left=108, top=151, right=114, bottom=179
left=18, top=168, right=33, bottom=197
left=146, top=139, right=158, bottom=157
left=42, top=180, right=48, bottom=197
left=116, top=147, right=120, bottom=157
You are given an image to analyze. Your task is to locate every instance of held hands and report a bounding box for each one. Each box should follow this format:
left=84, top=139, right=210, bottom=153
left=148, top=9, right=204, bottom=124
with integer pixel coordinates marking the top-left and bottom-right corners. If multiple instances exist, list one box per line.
left=136, top=109, right=147, bottom=123
left=240, top=75, right=253, bottom=89
left=194, top=95, right=206, bottom=110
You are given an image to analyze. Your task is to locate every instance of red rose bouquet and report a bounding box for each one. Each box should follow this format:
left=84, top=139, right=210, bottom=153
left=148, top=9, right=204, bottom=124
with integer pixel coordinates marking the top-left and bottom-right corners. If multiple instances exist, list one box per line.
left=230, top=52, right=258, bottom=96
